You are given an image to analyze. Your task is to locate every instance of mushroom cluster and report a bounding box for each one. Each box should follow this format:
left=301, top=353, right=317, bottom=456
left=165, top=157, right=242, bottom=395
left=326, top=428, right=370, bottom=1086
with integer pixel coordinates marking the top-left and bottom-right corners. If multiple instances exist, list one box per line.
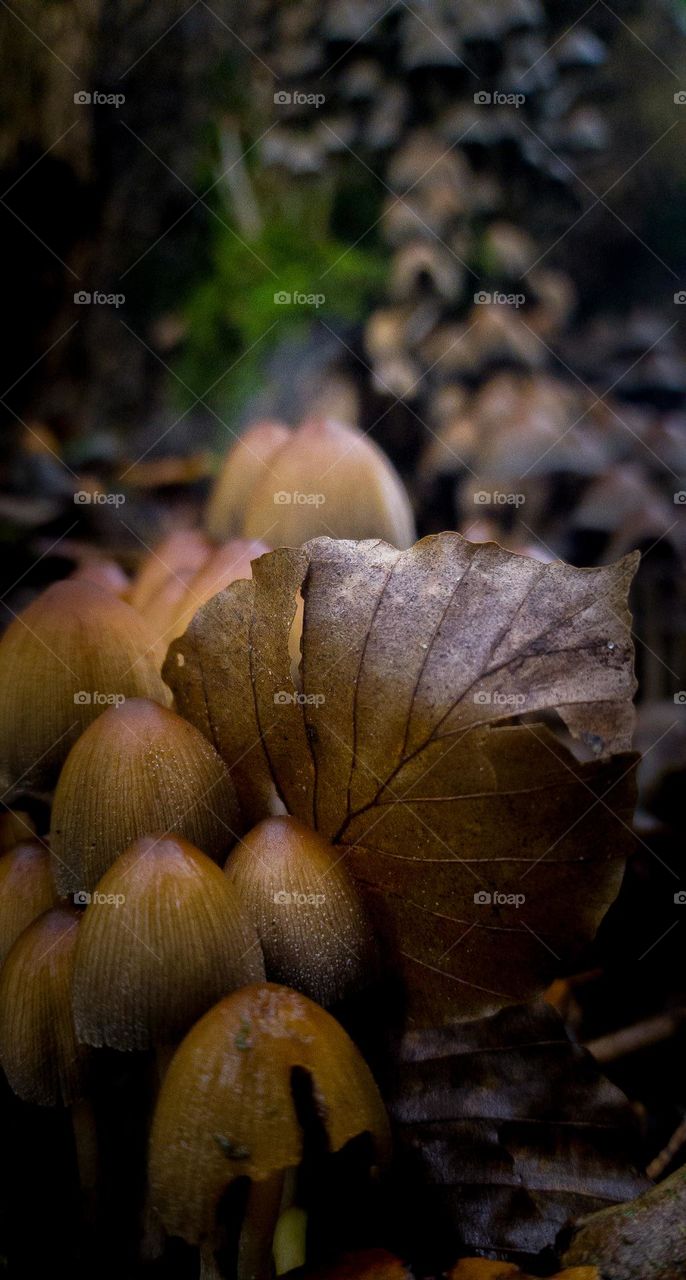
left=0, top=418, right=405, bottom=1277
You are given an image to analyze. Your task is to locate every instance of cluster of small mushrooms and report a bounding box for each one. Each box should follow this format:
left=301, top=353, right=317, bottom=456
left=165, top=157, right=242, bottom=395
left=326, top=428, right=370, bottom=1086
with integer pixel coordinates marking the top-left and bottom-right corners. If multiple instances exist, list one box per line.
left=0, top=417, right=413, bottom=1279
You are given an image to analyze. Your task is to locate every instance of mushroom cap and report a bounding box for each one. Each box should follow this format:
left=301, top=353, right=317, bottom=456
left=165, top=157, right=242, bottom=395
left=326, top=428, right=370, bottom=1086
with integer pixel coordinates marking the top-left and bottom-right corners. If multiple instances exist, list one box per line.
left=242, top=418, right=416, bottom=550
left=0, top=906, right=88, bottom=1106
left=127, top=529, right=213, bottom=616
left=0, top=840, right=55, bottom=966
left=50, top=698, right=243, bottom=897
left=151, top=538, right=270, bottom=646
left=0, top=580, right=171, bottom=798
left=0, top=809, right=36, bottom=853
left=73, top=834, right=265, bottom=1050
left=149, top=982, right=390, bottom=1244
left=224, top=816, right=376, bottom=1006
left=205, top=420, right=291, bottom=542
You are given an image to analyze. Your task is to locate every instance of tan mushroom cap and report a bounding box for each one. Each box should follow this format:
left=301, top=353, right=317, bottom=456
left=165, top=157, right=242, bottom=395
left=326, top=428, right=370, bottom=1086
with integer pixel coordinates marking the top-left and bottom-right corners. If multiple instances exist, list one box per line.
left=242, top=418, right=416, bottom=549
left=0, top=579, right=171, bottom=798
left=205, top=420, right=291, bottom=542
left=0, top=840, right=55, bottom=966
left=150, top=982, right=390, bottom=1244
left=224, top=816, right=376, bottom=1006
left=0, top=906, right=88, bottom=1106
left=127, top=529, right=213, bottom=616
left=0, top=809, right=36, bottom=854
left=50, top=698, right=243, bottom=897
left=73, top=834, right=264, bottom=1051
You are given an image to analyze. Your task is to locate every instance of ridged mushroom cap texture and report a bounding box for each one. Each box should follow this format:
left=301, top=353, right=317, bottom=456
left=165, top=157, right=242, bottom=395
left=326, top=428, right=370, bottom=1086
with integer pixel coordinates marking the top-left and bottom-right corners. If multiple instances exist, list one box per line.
left=127, top=529, right=213, bottom=616
left=50, top=698, right=243, bottom=897
left=224, top=816, right=376, bottom=1006
left=0, top=580, right=171, bottom=798
left=73, top=835, right=265, bottom=1051
left=241, top=418, right=416, bottom=549
left=0, top=906, right=88, bottom=1106
left=0, top=840, right=55, bottom=966
left=150, top=982, right=390, bottom=1244
left=205, top=420, right=291, bottom=541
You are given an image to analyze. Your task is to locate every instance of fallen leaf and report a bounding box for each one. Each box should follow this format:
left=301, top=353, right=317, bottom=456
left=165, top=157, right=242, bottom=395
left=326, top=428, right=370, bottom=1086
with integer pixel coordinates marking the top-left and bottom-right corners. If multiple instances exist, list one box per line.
left=390, top=1001, right=649, bottom=1262
left=165, top=535, right=639, bottom=1023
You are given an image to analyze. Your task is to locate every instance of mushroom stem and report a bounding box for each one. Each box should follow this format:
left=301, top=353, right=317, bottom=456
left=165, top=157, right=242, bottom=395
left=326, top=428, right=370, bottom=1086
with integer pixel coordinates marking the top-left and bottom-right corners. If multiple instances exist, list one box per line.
left=238, top=1170, right=286, bottom=1280
left=200, top=1241, right=225, bottom=1279
left=71, top=1097, right=98, bottom=1223
left=273, top=1205, right=307, bottom=1276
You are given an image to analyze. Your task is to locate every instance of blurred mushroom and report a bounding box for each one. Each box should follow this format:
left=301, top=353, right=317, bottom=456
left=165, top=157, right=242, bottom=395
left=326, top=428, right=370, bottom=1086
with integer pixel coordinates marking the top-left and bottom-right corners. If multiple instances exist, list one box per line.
left=205, top=421, right=291, bottom=542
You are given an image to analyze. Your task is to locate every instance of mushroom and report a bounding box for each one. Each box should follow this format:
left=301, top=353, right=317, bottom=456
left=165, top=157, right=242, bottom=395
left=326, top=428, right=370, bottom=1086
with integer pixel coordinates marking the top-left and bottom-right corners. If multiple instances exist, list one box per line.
left=157, top=538, right=270, bottom=646
left=0, top=839, right=55, bottom=965
left=224, top=816, right=376, bottom=1006
left=0, top=907, right=96, bottom=1209
left=0, top=580, right=171, bottom=799
left=127, top=528, right=213, bottom=617
left=205, top=421, right=291, bottom=542
left=50, top=698, right=243, bottom=898
left=149, top=982, right=390, bottom=1279
left=0, top=808, right=36, bottom=853
left=73, top=834, right=264, bottom=1054
left=241, top=417, right=416, bottom=549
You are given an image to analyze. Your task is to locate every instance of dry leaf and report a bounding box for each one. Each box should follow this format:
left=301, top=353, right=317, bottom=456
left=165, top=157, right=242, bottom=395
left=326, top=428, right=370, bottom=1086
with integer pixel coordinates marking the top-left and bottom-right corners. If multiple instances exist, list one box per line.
left=391, top=1002, right=648, bottom=1261
left=165, top=535, right=638, bottom=1023
left=304, top=1250, right=411, bottom=1279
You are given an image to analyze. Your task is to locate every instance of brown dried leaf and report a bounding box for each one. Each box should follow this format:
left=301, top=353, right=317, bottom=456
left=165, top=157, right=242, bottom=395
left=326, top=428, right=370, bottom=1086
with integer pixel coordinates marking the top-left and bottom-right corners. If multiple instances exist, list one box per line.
left=165, top=535, right=639, bottom=1023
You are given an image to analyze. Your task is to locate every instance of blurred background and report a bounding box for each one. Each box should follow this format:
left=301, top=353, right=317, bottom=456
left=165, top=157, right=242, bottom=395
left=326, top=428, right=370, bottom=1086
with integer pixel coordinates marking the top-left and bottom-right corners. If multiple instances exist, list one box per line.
left=2, top=0, right=686, bottom=1266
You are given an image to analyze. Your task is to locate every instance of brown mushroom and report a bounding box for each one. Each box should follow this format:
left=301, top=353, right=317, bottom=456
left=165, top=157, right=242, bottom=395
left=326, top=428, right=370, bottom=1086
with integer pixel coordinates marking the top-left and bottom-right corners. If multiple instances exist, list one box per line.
left=50, top=698, right=243, bottom=897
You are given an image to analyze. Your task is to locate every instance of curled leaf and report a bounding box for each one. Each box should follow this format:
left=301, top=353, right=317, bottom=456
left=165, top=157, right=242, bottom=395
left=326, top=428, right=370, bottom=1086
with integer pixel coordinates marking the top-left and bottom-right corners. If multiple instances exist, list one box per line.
left=165, top=535, right=639, bottom=1023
